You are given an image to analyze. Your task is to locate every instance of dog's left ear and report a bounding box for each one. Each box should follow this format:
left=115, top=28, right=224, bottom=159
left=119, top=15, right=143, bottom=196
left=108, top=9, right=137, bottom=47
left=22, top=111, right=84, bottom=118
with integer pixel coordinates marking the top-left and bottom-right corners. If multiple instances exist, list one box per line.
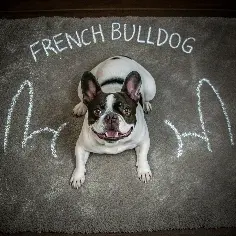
left=121, top=71, right=142, bottom=102
left=81, top=71, right=101, bottom=105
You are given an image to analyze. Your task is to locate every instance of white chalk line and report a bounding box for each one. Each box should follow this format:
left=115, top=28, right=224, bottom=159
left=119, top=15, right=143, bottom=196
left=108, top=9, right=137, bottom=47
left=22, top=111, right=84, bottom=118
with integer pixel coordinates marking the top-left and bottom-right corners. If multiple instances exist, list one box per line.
left=197, top=79, right=234, bottom=147
left=164, top=120, right=183, bottom=158
left=4, top=80, right=68, bottom=158
left=124, top=24, right=136, bottom=42
left=181, top=132, right=207, bottom=140
left=4, top=80, right=33, bottom=152
left=165, top=78, right=234, bottom=158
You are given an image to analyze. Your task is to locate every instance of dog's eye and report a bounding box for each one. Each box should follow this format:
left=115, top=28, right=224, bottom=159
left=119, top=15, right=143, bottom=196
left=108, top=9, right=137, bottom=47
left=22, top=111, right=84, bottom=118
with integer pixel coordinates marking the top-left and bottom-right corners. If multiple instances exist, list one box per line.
left=124, top=107, right=131, bottom=115
left=94, top=108, right=101, bottom=116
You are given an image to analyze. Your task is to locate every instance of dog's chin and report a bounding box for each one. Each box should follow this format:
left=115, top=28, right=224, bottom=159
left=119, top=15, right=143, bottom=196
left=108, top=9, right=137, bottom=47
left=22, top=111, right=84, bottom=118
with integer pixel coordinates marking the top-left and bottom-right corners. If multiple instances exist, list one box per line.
left=92, top=127, right=133, bottom=142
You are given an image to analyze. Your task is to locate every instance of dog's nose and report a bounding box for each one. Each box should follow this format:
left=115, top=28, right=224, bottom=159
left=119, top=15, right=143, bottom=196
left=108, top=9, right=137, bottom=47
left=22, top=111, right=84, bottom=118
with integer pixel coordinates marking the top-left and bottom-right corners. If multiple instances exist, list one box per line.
left=104, top=113, right=118, bottom=122
left=104, top=113, right=119, bottom=129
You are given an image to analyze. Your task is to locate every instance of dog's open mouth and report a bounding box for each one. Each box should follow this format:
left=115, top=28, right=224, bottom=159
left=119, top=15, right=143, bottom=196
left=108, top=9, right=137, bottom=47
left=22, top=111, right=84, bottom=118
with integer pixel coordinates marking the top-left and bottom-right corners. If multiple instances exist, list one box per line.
left=92, top=127, right=133, bottom=141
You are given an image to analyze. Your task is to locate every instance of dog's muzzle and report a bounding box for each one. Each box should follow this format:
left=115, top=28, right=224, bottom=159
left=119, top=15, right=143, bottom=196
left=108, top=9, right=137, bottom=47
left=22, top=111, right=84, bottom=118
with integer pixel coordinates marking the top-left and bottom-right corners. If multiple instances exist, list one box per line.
left=92, top=113, right=133, bottom=141
left=92, top=127, right=133, bottom=141
left=104, top=113, right=119, bottom=131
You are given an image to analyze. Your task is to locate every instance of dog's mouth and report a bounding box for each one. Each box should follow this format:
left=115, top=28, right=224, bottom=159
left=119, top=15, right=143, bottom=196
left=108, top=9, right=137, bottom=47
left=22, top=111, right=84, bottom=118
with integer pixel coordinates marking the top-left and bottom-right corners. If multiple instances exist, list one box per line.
left=92, top=127, right=133, bottom=141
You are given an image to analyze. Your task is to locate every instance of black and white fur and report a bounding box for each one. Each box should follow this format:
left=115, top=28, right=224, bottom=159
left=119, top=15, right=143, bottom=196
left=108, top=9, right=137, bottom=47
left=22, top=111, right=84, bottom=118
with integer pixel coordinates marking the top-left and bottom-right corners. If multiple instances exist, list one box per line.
left=71, top=56, right=156, bottom=188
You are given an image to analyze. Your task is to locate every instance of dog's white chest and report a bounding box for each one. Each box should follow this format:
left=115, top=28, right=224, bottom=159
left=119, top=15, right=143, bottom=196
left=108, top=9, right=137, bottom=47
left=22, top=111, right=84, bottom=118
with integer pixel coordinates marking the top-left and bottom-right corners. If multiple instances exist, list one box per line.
left=101, top=142, right=137, bottom=154
left=85, top=136, right=137, bottom=154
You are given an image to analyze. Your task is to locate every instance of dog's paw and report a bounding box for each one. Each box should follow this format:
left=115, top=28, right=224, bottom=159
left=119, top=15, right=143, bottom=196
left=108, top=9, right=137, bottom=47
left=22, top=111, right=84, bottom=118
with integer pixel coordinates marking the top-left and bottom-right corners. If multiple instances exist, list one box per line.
left=70, top=168, right=86, bottom=189
left=137, top=164, right=152, bottom=183
left=143, top=102, right=152, bottom=114
left=73, top=102, right=87, bottom=116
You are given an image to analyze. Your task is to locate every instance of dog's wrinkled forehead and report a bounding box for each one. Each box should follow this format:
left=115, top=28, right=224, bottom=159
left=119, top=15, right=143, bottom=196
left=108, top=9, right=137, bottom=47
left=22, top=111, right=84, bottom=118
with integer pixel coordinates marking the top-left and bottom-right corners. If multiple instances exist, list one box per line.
left=104, top=92, right=137, bottom=114
left=106, top=94, right=116, bottom=111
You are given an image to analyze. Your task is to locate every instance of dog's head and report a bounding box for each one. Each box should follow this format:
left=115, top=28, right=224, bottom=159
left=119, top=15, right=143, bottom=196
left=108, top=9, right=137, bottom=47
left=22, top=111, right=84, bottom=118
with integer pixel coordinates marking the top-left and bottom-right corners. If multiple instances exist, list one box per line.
left=81, top=71, right=142, bottom=142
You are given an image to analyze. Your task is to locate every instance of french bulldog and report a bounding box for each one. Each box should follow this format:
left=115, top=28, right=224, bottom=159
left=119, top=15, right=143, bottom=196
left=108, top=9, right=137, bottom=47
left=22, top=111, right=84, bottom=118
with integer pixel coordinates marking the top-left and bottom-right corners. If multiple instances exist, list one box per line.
left=70, top=56, right=156, bottom=188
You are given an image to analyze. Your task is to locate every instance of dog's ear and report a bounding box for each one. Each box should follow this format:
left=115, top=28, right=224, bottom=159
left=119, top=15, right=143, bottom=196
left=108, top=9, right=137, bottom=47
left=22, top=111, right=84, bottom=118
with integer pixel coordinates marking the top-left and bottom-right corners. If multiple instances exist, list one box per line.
left=81, top=71, right=101, bottom=105
left=121, top=71, right=142, bottom=102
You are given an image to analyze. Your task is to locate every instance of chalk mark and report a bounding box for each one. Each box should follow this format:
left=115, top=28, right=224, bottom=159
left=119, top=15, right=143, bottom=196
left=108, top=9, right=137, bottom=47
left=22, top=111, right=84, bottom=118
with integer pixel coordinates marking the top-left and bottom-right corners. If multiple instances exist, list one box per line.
left=165, top=78, right=234, bottom=158
left=4, top=80, right=68, bottom=158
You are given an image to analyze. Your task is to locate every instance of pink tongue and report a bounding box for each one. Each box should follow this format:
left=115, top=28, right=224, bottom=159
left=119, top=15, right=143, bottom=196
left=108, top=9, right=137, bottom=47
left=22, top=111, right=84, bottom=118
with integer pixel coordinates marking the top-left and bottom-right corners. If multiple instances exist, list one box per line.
left=106, top=131, right=118, bottom=137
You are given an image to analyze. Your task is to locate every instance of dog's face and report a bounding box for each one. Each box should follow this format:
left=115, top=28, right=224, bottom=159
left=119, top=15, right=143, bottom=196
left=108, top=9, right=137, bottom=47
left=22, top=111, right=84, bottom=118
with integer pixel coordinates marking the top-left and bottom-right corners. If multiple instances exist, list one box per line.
left=81, top=71, right=142, bottom=142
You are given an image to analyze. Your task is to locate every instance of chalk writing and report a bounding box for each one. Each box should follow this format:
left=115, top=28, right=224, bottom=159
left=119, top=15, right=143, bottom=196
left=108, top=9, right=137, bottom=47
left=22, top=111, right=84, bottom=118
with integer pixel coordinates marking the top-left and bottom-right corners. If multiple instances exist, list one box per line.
left=30, top=24, right=105, bottom=62
left=30, top=23, right=195, bottom=62
left=53, top=33, right=68, bottom=53
left=4, top=80, right=67, bottom=158
left=111, top=23, right=195, bottom=53
left=165, top=78, right=234, bottom=158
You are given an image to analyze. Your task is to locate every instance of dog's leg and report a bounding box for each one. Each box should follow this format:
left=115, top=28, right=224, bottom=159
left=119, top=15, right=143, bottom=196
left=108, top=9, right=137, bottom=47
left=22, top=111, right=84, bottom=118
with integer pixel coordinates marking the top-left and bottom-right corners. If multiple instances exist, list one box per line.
left=143, top=101, right=152, bottom=113
left=70, top=145, right=89, bottom=188
left=73, top=102, right=87, bottom=116
left=135, top=136, right=152, bottom=183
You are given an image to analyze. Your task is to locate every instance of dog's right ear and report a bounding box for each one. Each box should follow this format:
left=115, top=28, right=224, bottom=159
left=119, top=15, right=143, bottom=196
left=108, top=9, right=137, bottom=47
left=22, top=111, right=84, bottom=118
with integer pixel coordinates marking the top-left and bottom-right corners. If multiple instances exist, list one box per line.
left=121, top=71, right=142, bottom=102
left=81, top=71, right=101, bottom=105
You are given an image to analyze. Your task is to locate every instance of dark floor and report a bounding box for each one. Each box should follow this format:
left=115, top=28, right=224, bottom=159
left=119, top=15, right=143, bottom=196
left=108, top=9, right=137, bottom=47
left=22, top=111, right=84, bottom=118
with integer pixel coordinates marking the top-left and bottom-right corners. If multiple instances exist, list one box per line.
left=0, top=0, right=236, bottom=18
left=0, top=1, right=236, bottom=235
left=1, top=228, right=236, bottom=236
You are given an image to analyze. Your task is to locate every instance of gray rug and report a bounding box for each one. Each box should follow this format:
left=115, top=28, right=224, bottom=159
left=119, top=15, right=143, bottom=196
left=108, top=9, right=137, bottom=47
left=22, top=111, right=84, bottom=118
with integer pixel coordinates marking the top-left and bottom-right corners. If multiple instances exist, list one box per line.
left=0, top=17, right=236, bottom=233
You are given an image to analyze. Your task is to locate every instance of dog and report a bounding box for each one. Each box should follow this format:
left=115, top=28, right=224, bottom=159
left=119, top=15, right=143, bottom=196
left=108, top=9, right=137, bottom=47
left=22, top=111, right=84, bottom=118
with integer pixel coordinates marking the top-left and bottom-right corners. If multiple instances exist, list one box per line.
left=70, top=56, right=156, bottom=188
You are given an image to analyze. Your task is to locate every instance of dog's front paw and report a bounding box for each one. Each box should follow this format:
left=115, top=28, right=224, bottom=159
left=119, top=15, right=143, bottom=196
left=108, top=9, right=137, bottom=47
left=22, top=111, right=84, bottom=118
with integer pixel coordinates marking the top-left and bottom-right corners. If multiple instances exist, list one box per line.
left=73, top=102, right=87, bottom=116
left=137, top=164, right=152, bottom=183
left=143, top=102, right=152, bottom=113
left=70, top=168, right=86, bottom=188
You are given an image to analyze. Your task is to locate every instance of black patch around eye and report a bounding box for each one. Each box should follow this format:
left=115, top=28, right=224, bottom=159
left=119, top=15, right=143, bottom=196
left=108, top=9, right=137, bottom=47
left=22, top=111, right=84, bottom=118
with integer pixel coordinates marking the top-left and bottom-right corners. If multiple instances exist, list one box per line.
left=87, top=92, right=108, bottom=125
left=100, top=103, right=106, bottom=110
left=111, top=57, right=120, bottom=60
left=113, top=101, right=123, bottom=112
left=113, top=93, right=137, bottom=125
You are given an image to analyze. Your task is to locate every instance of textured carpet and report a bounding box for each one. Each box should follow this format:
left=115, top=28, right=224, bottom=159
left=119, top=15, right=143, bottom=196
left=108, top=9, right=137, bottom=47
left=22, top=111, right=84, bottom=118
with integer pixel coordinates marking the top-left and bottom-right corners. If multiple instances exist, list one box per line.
left=0, top=17, right=236, bottom=233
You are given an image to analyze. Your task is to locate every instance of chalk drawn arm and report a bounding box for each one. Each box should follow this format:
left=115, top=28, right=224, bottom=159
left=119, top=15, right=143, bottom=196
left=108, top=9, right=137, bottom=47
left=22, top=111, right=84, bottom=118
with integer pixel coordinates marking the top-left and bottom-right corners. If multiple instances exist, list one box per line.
left=70, top=144, right=90, bottom=188
left=4, top=80, right=67, bottom=158
left=164, top=78, right=234, bottom=159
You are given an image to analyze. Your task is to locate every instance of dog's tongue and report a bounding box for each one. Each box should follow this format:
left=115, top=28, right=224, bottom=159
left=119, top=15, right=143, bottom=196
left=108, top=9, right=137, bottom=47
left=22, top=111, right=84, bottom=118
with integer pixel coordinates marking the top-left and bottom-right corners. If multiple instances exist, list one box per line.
left=106, top=131, right=119, bottom=137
